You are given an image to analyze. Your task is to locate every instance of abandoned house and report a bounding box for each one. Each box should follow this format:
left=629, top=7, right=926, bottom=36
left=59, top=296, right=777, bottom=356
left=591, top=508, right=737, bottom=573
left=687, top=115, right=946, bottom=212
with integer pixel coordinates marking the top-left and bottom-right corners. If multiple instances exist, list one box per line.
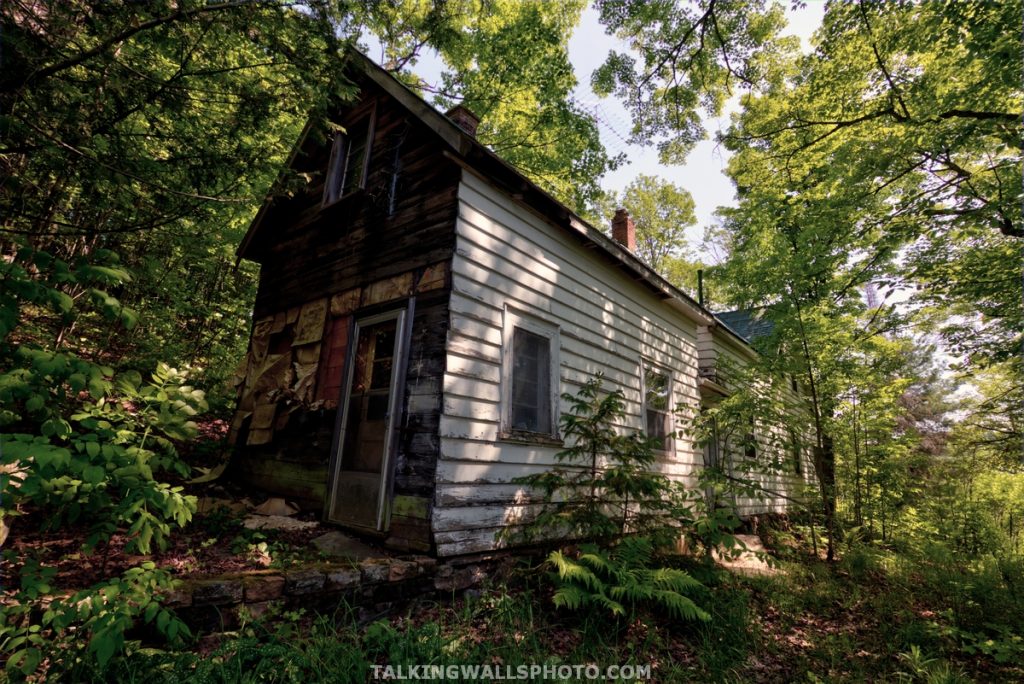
left=228, top=51, right=811, bottom=556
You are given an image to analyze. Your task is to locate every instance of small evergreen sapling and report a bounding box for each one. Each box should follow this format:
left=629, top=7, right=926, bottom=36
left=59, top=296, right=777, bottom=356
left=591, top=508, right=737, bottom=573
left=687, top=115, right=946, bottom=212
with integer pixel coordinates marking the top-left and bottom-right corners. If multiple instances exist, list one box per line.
left=512, top=376, right=692, bottom=547
left=510, top=377, right=711, bottom=623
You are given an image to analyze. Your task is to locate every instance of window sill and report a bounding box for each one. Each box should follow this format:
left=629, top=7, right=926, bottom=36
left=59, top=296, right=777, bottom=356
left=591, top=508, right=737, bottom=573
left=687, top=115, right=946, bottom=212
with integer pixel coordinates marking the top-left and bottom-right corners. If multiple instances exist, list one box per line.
left=652, top=450, right=677, bottom=464
left=321, top=187, right=366, bottom=212
left=498, top=430, right=563, bottom=447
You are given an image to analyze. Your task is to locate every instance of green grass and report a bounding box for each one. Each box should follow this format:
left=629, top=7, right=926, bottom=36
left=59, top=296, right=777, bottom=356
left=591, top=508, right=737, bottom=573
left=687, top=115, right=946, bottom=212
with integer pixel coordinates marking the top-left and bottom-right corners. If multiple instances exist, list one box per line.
left=50, top=539, right=1024, bottom=684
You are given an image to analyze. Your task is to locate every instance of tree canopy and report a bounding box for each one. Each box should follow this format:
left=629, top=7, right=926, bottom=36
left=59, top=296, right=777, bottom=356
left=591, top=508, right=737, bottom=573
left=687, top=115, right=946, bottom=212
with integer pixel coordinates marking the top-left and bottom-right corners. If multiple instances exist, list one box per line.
left=599, top=173, right=697, bottom=272
left=358, top=0, right=620, bottom=213
left=591, top=0, right=797, bottom=162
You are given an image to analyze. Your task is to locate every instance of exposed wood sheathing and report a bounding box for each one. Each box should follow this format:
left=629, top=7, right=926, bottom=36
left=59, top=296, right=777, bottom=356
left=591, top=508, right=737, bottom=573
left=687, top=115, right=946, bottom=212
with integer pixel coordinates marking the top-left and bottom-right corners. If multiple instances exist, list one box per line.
left=229, top=75, right=461, bottom=555
left=230, top=262, right=451, bottom=446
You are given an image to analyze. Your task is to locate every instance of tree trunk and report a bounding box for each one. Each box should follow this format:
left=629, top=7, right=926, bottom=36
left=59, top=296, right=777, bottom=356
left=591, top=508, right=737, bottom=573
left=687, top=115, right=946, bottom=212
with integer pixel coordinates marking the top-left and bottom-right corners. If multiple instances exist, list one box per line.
left=814, top=434, right=839, bottom=562
left=852, top=396, right=863, bottom=527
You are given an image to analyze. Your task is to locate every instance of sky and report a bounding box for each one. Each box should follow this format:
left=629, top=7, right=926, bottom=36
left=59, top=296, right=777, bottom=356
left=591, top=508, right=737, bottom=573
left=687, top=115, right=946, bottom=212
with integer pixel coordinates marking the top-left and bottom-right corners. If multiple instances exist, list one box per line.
left=567, top=2, right=827, bottom=256
left=362, top=2, right=827, bottom=258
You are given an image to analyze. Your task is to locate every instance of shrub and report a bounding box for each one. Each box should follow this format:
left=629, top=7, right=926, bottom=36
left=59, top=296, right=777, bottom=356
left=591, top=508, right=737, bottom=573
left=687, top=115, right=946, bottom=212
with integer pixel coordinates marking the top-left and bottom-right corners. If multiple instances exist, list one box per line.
left=0, top=364, right=203, bottom=678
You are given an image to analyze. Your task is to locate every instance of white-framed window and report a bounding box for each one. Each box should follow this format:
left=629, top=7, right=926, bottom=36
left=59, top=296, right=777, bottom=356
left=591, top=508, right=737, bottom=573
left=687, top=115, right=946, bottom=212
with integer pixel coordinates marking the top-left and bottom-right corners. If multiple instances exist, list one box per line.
left=641, top=360, right=674, bottom=454
left=323, top=113, right=374, bottom=206
left=743, top=416, right=758, bottom=461
left=501, top=306, right=560, bottom=439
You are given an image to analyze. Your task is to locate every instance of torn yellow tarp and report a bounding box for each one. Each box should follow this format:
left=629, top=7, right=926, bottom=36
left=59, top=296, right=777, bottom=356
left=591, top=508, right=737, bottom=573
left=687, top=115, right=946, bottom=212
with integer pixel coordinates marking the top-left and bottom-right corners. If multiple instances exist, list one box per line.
left=252, top=316, right=275, bottom=339
left=253, top=353, right=292, bottom=399
left=294, top=342, right=321, bottom=365
left=251, top=402, right=277, bottom=430
left=247, top=428, right=273, bottom=445
left=227, top=409, right=251, bottom=445
left=292, top=362, right=318, bottom=403
left=364, top=272, right=413, bottom=306
left=293, top=298, right=327, bottom=346
left=330, top=288, right=361, bottom=316
left=417, top=261, right=448, bottom=292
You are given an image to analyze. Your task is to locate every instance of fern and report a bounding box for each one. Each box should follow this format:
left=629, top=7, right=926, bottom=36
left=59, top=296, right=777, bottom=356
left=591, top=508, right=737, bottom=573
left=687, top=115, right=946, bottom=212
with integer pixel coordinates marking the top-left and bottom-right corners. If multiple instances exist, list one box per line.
left=651, top=590, right=710, bottom=622
left=548, top=551, right=604, bottom=593
left=551, top=585, right=589, bottom=611
left=651, top=567, right=706, bottom=593
left=546, top=537, right=709, bottom=623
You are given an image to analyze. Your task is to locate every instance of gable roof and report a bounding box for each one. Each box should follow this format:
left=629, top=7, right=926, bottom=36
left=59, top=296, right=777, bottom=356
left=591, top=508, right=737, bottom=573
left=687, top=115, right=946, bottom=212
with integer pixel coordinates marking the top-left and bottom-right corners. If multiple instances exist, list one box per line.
left=238, top=49, right=754, bottom=352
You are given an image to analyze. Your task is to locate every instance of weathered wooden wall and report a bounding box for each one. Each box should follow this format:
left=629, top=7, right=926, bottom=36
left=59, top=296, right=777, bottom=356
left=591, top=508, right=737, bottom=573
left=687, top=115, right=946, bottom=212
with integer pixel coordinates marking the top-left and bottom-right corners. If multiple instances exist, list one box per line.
left=433, top=172, right=709, bottom=556
left=247, top=85, right=460, bottom=318
left=230, top=79, right=460, bottom=553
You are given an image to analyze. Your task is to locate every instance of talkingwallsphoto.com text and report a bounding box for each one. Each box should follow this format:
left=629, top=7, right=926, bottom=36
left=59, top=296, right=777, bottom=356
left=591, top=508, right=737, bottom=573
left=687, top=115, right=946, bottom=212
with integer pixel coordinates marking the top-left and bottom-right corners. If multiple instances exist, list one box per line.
left=371, top=663, right=653, bottom=681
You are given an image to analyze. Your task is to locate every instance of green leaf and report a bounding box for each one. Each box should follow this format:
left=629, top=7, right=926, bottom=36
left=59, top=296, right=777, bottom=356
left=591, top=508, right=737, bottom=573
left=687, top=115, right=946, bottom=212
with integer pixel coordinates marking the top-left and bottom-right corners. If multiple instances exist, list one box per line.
left=88, top=377, right=108, bottom=399
left=16, top=647, right=41, bottom=675
left=24, top=395, right=46, bottom=413
left=49, top=289, right=74, bottom=314
left=82, top=465, right=105, bottom=484
left=92, top=632, right=117, bottom=667
left=156, top=609, right=170, bottom=633
left=40, top=418, right=72, bottom=438
left=68, top=372, right=87, bottom=392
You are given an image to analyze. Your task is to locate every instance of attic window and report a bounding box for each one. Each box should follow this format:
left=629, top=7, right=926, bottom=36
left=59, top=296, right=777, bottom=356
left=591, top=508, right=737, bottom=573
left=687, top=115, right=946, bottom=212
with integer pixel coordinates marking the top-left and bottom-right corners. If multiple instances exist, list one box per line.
left=642, top=361, right=673, bottom=453
left=323, top=115, right=373, bottom=205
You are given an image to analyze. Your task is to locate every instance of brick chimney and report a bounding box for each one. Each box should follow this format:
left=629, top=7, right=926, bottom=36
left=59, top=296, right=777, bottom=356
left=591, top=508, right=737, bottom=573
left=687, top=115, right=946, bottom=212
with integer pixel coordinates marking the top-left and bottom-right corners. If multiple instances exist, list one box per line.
left=611, top=208, right=636, bottom=252
left=446, top=105, right=480, bottom=137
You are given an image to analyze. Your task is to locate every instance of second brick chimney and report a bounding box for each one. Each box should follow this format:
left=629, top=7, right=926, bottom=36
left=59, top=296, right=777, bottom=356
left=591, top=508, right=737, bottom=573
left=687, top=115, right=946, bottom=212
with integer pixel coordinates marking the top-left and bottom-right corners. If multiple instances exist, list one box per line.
left=611, top=208, right=636, bottom=253
left=446, top=105, right=480, bottom=137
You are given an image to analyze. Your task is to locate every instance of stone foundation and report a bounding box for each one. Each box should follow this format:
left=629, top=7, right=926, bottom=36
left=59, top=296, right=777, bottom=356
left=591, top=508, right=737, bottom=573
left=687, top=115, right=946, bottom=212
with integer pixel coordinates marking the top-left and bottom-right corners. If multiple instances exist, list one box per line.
left=164, top=554, right=498, bottom=633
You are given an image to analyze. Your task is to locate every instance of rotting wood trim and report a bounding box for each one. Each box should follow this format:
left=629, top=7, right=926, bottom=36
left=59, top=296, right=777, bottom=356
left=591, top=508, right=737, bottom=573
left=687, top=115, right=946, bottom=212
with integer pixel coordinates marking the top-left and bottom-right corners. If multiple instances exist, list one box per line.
left=496, top=430, right=564, bottom=448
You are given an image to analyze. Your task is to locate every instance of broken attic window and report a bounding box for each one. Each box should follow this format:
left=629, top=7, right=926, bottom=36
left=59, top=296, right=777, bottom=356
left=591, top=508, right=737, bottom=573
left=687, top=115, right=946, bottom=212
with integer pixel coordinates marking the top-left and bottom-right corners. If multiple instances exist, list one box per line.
left=323, top=116, right=372, bottom=205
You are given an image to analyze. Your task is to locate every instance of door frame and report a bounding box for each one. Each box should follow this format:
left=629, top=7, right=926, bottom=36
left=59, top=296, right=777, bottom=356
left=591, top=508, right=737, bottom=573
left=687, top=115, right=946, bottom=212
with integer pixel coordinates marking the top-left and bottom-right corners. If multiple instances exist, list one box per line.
left=324, top=298, right=415, bottom=532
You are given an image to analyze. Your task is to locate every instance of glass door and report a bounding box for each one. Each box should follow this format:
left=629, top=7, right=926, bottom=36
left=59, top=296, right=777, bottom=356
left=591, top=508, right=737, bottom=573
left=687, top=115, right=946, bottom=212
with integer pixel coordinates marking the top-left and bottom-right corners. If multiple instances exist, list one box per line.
left=326, top=308, right=408, bottom=531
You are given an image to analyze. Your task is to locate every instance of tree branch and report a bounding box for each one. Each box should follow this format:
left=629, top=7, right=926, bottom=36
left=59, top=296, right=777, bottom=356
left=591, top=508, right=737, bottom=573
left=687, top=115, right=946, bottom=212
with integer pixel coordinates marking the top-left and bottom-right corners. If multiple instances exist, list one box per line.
left=9, top=0, right=269, bottom=92
left=937, top=109, right=1021, bottom=122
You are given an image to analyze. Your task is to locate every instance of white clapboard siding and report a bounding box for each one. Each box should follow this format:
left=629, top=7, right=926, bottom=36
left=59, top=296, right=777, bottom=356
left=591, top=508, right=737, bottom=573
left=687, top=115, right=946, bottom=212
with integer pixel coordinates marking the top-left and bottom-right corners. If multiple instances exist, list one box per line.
left=710, top=333, right=813, bottom=516
left=436, top=484, right=549, bottom=507
left=436, top=459, right=563, bottom=485
left=434, top=172, right=710, bottom=555
left=435, top=527, right=514, bottom=556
